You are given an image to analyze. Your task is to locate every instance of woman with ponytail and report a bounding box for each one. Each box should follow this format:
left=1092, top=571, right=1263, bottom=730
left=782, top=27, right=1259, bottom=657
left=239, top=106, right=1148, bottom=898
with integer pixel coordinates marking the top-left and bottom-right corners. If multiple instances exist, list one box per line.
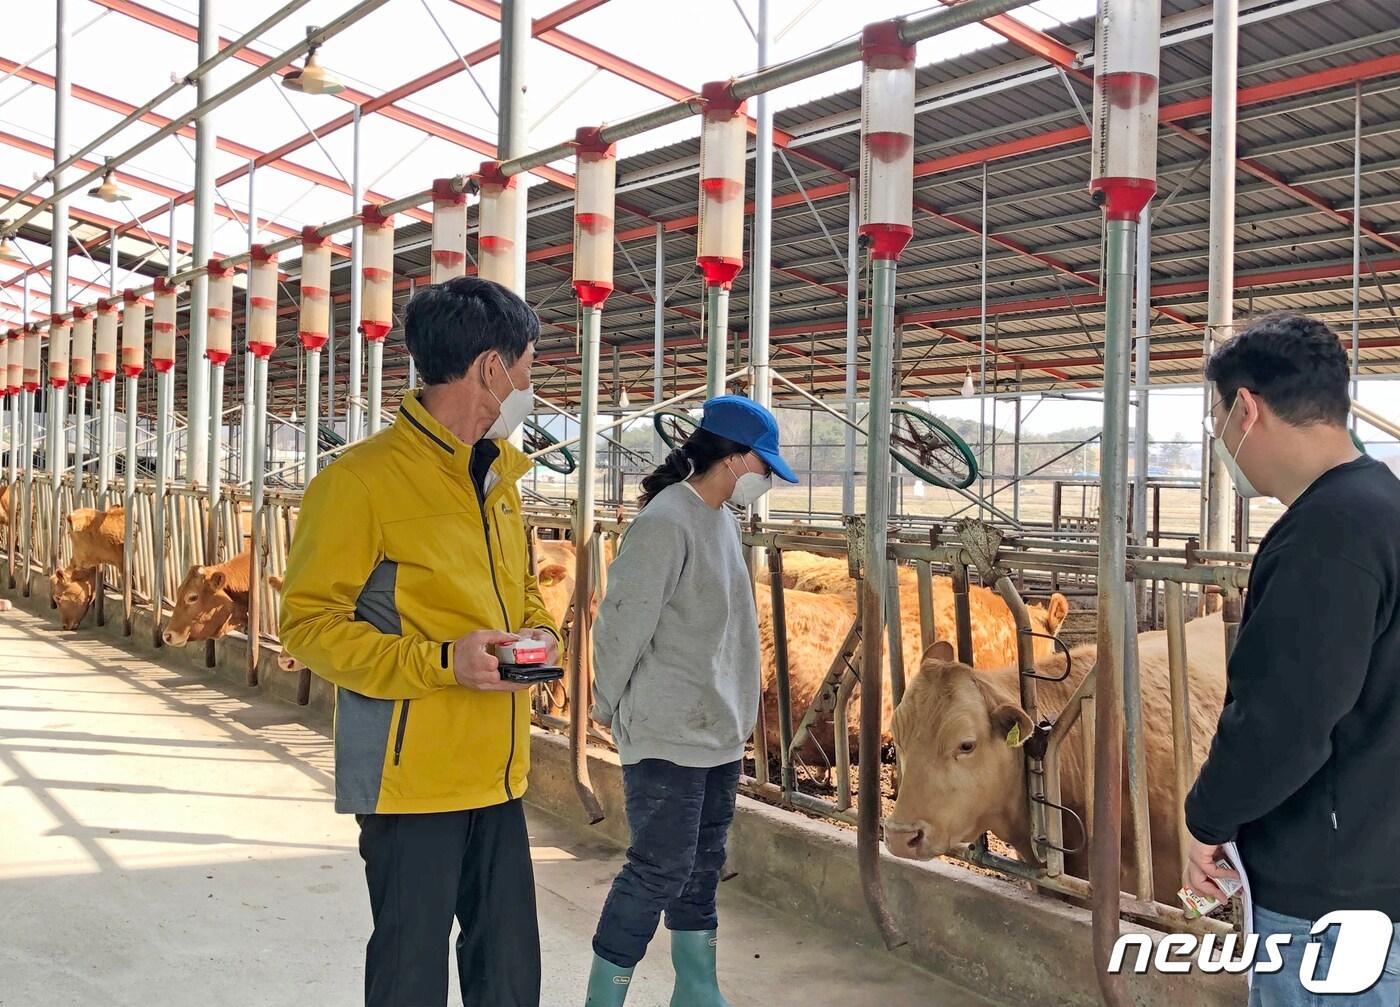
left=584, top=396, right=797, bottom=1007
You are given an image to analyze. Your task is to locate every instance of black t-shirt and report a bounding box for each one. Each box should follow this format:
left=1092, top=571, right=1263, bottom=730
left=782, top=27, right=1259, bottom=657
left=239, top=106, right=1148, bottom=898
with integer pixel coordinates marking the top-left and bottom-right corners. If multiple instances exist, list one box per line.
left=470, top=438, right=500, bottom=504
left=1186, top=455, right=1400, bottom=918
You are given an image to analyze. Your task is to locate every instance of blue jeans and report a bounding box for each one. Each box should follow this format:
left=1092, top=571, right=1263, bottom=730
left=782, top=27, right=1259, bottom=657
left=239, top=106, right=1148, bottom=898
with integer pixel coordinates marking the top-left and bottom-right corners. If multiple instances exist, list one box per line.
left=1249, top=904, right=1400, bottom=1006
left=591, top=759, right=741, bottom=969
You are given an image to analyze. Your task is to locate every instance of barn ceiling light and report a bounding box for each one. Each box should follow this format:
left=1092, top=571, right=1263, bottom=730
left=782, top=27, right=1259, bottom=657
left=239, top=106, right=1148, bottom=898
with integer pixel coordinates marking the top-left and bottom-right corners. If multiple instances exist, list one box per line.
left=961, top=369, right=975, bottom=397
left=88, top=162, right=130, bottom=203
left=0, top=225, right=19, bottom=263
left=617, top=385, right=630, bottom=409
left=282, top=30, right=345, bottom=96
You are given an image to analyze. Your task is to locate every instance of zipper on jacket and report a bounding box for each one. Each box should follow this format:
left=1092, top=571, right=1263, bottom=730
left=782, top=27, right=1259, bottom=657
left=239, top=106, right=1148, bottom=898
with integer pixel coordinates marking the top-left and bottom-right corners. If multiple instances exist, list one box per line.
left=393, top=700, right=411, bottom=766
left=478, top=493, right=516, bottom=800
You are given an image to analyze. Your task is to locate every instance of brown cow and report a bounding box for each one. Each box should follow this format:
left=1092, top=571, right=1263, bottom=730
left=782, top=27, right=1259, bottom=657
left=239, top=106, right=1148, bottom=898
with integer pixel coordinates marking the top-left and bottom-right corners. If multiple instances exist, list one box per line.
left=758, top=582, right=1070, bottom=765
left=884, top=612, right=1227, bottom=905
left=162, top=549, right=252, bottom=648
left=765, top=552, right=1070, bottom=668
left=533, top=538, right=577, bottom=631
left=50, top=565, right=98, bottom=630
left=67, top=506, right=125, bottom=571
left=0, top=483, right=14, bottom=545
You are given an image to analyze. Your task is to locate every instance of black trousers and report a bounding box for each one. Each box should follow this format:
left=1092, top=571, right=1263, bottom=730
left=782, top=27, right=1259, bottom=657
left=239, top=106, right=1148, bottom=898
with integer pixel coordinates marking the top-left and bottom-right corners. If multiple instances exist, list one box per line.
left=592, top=759, right=741, bottom=968
left=357, top=799, right=541, bottom=1007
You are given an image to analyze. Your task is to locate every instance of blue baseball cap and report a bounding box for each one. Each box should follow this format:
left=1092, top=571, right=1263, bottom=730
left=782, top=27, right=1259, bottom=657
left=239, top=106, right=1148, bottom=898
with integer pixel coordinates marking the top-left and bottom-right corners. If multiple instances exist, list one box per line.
left=698, top=395, right=798, bottom=484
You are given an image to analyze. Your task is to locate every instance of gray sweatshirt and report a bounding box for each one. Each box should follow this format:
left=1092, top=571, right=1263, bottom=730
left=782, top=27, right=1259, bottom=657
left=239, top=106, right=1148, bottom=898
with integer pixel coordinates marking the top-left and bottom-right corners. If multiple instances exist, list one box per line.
left=590, top=481, right=760, bottom=767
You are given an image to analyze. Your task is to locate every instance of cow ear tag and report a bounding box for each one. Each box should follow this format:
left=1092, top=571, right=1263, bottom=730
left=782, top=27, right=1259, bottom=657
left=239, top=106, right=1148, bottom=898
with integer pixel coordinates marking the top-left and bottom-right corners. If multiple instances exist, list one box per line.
left=1005, top=723, right=1021, bottom=747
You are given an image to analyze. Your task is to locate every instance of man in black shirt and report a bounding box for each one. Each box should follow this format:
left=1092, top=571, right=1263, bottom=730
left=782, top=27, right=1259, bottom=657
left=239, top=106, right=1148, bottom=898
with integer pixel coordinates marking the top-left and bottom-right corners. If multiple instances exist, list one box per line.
left=1184, top=312, right=1400, bottom=1004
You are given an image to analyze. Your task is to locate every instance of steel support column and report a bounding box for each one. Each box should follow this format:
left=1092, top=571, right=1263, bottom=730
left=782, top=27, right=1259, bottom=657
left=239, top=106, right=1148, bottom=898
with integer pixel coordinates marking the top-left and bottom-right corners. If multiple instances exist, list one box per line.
left=241, top=164, right=256, bottom=484
left=1133, top=207, right=1151, bottom=550
left=153, top=366, right=170, bottom=644
left=348, top=106, right=364, bottom=442
left=49, top=0, right=71, bottom=577
left=1349, top=81, right=1360, bottom=417
left=1201, top=0, right=1237, bottom=552
left=499, top=0, right=530, bottom=295
left=327, top=297, right=336, bottom=435
left=1093, top=214, right=1136, bottom=1004
left=186, top=0, right=216, bottom=485
left=20, top=385, right=34, bottom=594
left=121, top=374, right=136, bottom=633
left=247, top=352, right=268, bottom=685
left=367, top=338, right=383, bottom=434
left=652, top=223, right=664, bottom=461
left=305, top=348, right=320, bottom=483
left=751, top=0, right=773, bottom=522
left=843, top=183, right=857, bottom=515
left=858, top=255, right=902, bottom=949
left=706, top=283, right=728, bottom=400
left=571, top=302, right=605, bottom=823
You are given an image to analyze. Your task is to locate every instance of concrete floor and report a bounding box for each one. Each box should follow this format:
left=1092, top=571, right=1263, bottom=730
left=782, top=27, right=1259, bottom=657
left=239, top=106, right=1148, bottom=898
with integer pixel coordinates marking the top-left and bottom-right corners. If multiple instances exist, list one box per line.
left=0, top=605, right=994, bottom=1007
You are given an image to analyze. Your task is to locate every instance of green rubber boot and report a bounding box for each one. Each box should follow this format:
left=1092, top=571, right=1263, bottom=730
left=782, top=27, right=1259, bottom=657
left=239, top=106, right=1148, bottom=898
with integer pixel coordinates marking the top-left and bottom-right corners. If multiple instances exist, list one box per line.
left=668, top=930, right=731, bottom=1007
left=585, top=954, right=635, bottom=1007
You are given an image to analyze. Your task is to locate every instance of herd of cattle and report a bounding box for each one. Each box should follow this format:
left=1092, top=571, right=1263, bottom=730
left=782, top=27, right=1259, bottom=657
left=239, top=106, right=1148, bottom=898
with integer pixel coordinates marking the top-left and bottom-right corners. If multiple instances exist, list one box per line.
left=13, top=496, right=1229, bottom=901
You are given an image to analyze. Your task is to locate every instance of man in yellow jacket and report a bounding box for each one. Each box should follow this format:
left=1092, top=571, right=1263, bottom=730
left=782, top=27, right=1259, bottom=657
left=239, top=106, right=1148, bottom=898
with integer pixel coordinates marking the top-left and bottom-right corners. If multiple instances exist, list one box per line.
left=281, top=277, right=560, bottom=1007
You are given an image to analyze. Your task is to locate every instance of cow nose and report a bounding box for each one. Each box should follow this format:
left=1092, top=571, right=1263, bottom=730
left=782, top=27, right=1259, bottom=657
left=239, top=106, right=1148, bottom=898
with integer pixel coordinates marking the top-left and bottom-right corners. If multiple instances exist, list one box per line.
left=162, top=630, right=177, bottom=646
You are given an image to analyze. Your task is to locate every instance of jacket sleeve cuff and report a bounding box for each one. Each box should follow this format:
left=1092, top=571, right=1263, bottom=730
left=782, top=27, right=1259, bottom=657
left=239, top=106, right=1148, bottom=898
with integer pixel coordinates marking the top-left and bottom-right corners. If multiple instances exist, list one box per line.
left=532, top=624, right=561, bottom=642
left=1184, top=798, right=1234, bottom=846
left=431, top=640, right=457, bottom=688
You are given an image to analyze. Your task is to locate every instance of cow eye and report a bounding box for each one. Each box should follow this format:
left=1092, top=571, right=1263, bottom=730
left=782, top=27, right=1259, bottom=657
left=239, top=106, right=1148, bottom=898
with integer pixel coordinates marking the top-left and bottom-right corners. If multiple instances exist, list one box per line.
left=955, top=739, right=977, bottom=758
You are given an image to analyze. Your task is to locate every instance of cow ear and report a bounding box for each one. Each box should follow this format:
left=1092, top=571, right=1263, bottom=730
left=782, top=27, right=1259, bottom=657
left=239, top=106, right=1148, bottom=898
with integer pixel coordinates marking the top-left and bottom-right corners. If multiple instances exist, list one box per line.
left=268, top=575, right=283, bottom=592
left=208, top=570, right=227, bottom=591
left=1045, top=593, right=1070, bottom=635
left=990, top=702, right=1034, bottom=748
left=53, top=568, right=67, bottom=584
left=922, top=639, right=955, bottom=663
left=538, top=563, right=567, bottom=586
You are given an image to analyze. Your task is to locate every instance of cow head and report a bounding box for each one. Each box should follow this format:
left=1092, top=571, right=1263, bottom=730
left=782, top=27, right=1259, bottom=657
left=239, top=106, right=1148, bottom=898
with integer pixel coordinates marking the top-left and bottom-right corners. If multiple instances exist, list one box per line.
left=884, top=641, right=1035, bottom=865
left=66, top=507, right=99, bottom=535
left=265, top=575, right=305, bottom=672
left=50, top=566, right=97, bottom=630
left=163, top=564, right=240, bottom=647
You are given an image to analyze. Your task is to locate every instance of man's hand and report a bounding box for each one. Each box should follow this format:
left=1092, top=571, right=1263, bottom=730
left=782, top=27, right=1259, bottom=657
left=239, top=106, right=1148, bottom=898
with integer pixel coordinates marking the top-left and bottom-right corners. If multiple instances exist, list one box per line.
left=517, top=627, right=560, bottom=666
left=1183, top=838, right=1240, bottom=902
left=452, top=630, right=529, bottom=692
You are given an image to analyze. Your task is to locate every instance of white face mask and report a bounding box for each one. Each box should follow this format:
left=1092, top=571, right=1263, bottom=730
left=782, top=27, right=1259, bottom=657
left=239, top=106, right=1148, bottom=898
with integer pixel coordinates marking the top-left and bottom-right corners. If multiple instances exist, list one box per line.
left=725, top=456, right=773, bottom=507
left=484, top=354, right=533, bottom=440
left=1211, top=396, right=1263, bottom=499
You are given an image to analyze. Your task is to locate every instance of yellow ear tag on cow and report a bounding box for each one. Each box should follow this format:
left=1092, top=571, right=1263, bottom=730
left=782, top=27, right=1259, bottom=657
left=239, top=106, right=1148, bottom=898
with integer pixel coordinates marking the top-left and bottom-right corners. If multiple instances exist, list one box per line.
left=1005, top=723, right=1021, bottom=747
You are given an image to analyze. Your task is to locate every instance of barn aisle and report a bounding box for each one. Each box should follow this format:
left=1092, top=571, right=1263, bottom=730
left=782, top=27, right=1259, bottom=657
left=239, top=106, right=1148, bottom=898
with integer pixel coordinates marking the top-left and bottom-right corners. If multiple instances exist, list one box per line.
left=0, top=606, right=994, bottom=1007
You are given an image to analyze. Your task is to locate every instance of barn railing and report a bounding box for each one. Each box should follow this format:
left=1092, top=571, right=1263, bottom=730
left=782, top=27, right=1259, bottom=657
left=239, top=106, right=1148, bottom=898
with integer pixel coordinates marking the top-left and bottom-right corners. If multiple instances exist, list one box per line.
left=25, top=476, right=1255, bottom=941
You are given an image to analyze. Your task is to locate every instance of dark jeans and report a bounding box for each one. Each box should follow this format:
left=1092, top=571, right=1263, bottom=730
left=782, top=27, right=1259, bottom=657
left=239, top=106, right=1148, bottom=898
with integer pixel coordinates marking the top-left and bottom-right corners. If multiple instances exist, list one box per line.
left=592, top=759, right=742, bottom=969
left=357, top=799, right=541, bottom=1007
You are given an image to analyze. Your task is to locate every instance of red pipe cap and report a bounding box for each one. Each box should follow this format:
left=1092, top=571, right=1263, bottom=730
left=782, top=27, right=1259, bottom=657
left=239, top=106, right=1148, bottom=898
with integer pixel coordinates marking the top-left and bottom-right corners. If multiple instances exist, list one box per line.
left=301, top=225, right=330, bottom=247
left=862, top=20, right=915, bottom=68
left=700, top=80, right=746, bottom=119
left=477, top=160, right=514, bottom=190
left=573, top=127, right=616, bottom=157
left=250, top=244, right=278, bottom=265
left=360, top=203, right=393, bottom=227
left=432, top=178, right=467, bottom=204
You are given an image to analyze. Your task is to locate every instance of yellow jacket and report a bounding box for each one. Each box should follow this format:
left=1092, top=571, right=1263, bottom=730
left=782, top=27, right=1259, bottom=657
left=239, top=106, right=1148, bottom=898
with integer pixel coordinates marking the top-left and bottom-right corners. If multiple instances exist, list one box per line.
left=280, top=391, right=559, bottom=814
